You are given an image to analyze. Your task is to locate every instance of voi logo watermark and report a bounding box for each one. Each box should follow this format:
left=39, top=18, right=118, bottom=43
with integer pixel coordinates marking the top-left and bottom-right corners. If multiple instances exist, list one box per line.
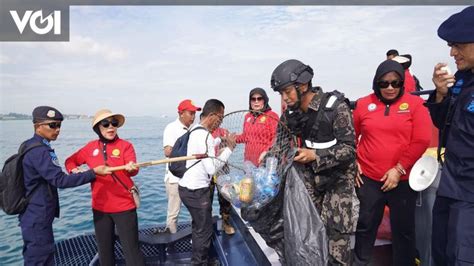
left=10, top=10, right=61, bottom=35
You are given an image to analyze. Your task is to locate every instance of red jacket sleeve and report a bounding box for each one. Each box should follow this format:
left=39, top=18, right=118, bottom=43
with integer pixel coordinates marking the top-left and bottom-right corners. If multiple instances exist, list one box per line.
left=398, top=100, right=432, bottom=169
left=352, top=100, right=362, bottom=147
left=263, top=111, right=279, bottom=151
left=65, top=145, right=88, bottom=173
left=123, top=142, right=139, bottom=177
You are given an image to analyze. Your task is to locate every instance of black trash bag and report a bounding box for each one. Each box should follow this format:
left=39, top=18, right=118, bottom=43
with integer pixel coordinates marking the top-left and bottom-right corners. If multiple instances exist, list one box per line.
left=241, top=178, right=286, bottom=263
left=283, top=166, right=328, bottom=265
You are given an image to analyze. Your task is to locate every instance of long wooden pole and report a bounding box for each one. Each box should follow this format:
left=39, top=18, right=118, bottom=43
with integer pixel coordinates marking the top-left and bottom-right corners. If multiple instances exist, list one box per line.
left=107, top=154, right=208, bottom=172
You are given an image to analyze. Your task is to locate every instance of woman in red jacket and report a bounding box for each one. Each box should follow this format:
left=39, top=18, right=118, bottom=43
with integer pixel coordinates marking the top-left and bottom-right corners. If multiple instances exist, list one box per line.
left=65, top=109, right=144, bottom=266
left=352, top=60, right=431, bottom=266
left=237, top=87, right=279, bottom=166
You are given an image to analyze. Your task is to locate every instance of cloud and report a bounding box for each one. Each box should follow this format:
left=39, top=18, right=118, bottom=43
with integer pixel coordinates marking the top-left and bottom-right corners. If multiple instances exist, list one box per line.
left=50, top=35, right=128, bottom=62
left=0, top=6, right=468, bottom=116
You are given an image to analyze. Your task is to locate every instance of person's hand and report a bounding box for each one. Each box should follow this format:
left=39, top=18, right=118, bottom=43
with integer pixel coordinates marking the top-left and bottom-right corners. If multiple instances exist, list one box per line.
left=355, top=161, right=364, bottom=188
left=258, top=151, right=268, bottom=165
left=432, top=63, right=456, bottom=103
left=93, top=165, right=112, bottom=176
left=70, top=167, right=82, bottom=174
left=294, top=148, right=317, bottom=164
left=224, top=133, right=236, bottom=150
left=380, top=168, right=401, bottom=192
left=125, top=161, right=138, bottom=172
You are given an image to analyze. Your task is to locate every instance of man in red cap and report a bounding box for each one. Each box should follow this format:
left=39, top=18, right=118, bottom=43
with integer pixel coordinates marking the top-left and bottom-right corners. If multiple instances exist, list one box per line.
left=160, top=99, right=201, bottom=234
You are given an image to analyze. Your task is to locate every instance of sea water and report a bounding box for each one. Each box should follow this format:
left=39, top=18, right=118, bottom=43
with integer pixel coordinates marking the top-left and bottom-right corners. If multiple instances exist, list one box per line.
left=0, top=117, right=222, bottom=265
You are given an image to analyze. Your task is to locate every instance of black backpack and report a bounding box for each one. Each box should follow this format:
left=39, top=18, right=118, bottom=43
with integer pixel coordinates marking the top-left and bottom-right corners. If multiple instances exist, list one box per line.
left=169, top=126, right=207, bottom=178
left=0, top=142, right=43, bottom=215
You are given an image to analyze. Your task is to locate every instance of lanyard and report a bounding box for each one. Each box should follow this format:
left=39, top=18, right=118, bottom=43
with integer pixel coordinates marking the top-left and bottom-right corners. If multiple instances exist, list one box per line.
left=100, top=141, right=131, bottom=192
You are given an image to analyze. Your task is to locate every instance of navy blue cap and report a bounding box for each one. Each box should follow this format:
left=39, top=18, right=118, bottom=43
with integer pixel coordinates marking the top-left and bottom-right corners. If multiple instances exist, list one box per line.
left=438, top=6, right=474, bottom=43
left=32, top=106, right=64, bottom=123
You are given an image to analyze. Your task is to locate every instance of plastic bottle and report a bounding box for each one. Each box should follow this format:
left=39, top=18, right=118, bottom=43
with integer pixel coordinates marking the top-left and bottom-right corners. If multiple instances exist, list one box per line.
left=239, top=175, right=254, bottom=204
left=265, top=157, right=280, bottom=187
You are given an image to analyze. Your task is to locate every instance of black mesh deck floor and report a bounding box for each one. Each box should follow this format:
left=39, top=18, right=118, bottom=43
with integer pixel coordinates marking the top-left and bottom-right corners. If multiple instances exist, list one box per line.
left=54, top=224, right=196, bottom=265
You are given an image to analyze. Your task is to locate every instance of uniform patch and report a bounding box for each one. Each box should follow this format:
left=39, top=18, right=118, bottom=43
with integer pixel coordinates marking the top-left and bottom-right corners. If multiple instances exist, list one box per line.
left=47, top=110, right=55, bottom=118
left=112, top=149, right=120, bottom=157
left=399, top=103, right=409, bottom=111
left=92, top=148, right=99, bottom=156
left=368, top=103, right=376, bottom=111
left=49, top=151, right=60, bottom=167
left=260, top=116, right=267, bottom=123
left=467, top=100, right=474, bottom=113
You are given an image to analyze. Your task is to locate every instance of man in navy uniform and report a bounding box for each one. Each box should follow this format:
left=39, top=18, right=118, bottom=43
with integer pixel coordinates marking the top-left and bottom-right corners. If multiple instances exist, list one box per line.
left=20, top=106, right=110, bottom=265
left=425, top=6, right=474, bottom=266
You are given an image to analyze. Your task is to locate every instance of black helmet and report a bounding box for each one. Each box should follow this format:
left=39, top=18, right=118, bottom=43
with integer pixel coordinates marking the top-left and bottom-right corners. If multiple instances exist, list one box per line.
left=270, top=59, right=314, bottom=92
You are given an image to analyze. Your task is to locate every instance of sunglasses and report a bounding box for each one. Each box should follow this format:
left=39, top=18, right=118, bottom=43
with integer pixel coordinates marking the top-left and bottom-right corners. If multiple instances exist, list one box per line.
left=40, top=122, right=62, bottom=129
left=377, top=80, right=403, bottom=89
left=100, top=118, right=119, bottom=128
left=251, top=96, right=264, bottom=102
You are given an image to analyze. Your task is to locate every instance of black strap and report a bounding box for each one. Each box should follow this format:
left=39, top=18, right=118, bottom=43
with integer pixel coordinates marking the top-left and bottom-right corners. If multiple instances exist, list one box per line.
left=437, top=96, right=456, bottom=166
left=18, top=142, right=44, bottom=156
left=183, top=126, right=209, bottom=173
left=100, top=141, right=131, bottom=192
left=19, top=142, right=48, bottom=198
left=302, top=93, right=331, bottom=140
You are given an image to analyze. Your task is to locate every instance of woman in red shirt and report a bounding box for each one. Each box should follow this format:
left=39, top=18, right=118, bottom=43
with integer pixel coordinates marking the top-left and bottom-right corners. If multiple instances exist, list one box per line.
left=65, top=109, right=144, bottom=266
left=352, top=60, right=431, bottom=266
left=237, top=87, right=279, bottom=166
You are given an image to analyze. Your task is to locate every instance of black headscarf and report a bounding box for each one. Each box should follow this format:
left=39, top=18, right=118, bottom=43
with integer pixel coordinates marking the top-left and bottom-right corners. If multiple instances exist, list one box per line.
left=373, top=60, right=405, bottom=104
left=93, top=124, right=118, bottom=143
left=249, top=87, right=272, bottom=115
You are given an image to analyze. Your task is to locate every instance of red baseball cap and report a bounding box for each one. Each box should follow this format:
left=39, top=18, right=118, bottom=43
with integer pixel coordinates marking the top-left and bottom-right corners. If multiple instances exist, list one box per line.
left=178, top=99, right=201, bottom=112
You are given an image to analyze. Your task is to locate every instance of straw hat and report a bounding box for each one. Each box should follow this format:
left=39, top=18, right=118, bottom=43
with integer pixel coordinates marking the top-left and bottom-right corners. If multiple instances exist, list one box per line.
left=92, top=109, right=125, bottom=128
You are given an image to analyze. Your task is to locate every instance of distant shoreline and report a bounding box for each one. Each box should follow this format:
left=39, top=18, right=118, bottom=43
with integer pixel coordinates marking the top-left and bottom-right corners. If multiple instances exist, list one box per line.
left=0, top=113, right=92, bottom=121
left=0, top=114, right=172, bottom=121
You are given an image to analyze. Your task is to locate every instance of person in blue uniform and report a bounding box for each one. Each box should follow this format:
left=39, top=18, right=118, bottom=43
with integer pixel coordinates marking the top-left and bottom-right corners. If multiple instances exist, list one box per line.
left=425, top=6, right=474, bottom=266
left=20, top=106, right=110, bottom=266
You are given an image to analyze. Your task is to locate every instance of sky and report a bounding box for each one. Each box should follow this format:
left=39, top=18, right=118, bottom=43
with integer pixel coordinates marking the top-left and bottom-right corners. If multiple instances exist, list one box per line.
left=0, top=5, right=468, bottom=117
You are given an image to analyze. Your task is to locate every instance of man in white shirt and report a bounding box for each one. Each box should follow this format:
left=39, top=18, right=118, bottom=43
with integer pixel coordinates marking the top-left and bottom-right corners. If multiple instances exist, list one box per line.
left=162, top=99, right=201, bottom=234
left=178, top=99, right=236, bottom=265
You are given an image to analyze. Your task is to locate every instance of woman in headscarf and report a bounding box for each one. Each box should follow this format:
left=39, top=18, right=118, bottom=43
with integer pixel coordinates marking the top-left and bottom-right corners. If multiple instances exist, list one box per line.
left=237, top=87, right=279, bottom=166
left=65, top=109, right=145, bottom=266
left=352, top=60, right=431, bottom=266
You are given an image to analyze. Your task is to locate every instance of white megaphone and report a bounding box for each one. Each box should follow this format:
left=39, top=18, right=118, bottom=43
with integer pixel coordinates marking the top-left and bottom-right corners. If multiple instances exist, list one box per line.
left=409, top=155, right=440, bottom=191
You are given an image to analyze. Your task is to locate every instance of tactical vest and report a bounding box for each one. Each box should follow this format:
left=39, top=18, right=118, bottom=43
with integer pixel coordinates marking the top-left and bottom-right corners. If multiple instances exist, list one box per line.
left=301, top=90, right=348, bottom=149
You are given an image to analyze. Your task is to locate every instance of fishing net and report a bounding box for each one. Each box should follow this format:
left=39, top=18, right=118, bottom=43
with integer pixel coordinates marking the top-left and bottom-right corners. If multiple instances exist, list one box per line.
left=212, top=110, right=296, bottom=210
left=211, top=110, right=329, bottom=264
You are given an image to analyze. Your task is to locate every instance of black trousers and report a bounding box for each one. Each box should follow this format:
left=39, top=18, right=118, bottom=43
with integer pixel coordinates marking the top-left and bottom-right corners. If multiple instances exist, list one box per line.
left=353, top=175, right=417, bottom=266
left=93, top=209, right=145, bottom=266
left=209, top=179, right=231, bottom=216
left=179, top=185, right=213, bottom=265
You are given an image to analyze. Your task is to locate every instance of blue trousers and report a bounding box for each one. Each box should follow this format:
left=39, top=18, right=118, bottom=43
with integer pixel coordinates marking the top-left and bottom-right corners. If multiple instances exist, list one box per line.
left=21, top=222, right=54, bottom=266
left=432, top=196, right=474, bottom=266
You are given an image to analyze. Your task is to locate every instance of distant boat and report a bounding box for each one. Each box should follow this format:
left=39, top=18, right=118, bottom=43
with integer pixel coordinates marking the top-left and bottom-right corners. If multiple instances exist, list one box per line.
left=161, top=114, right=168, bottom=118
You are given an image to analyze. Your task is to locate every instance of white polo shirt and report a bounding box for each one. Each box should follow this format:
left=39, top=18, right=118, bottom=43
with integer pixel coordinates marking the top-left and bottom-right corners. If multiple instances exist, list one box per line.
left=163, top=118, right=189, bottom=183
left=179, top=124, right=232, bottom=190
